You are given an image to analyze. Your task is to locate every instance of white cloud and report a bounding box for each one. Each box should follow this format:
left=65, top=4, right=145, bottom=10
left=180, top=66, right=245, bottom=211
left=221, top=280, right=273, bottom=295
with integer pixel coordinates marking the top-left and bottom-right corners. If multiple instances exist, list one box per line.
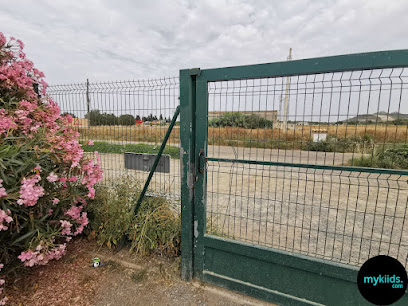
left=0, top=0, right=407, bottom=83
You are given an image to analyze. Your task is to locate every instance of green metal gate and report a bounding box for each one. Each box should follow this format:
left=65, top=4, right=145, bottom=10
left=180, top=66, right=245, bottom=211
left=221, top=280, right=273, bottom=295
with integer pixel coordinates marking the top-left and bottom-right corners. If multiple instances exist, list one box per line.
left=180, top=51, right=408, bottom=305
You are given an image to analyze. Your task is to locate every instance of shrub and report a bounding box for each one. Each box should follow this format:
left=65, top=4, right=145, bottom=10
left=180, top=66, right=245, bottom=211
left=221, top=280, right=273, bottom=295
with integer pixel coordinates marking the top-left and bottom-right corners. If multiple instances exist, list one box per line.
left=87, top=176, right=181, bottom=256
left=304, top=134, right=374, bottom=153
left=209, top=112, right=273, bottom=129
left=351, top=144, right=408, bottom=169
left=118, top=114, right=135, bottom=126
left=86, top=110, right=119, bottom=126
left=0, top=33, right=103, bottom=302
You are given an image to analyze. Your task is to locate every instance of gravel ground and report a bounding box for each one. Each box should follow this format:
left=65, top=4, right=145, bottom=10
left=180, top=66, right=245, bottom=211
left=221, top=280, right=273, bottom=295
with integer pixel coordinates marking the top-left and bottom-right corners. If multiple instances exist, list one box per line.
left=89, top=145, right=408, bottom=269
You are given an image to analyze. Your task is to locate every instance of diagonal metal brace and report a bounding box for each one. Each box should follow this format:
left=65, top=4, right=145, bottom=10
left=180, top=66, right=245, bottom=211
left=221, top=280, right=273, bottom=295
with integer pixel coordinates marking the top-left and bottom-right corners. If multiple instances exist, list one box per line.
left=133, top=105, right=180, bottom=215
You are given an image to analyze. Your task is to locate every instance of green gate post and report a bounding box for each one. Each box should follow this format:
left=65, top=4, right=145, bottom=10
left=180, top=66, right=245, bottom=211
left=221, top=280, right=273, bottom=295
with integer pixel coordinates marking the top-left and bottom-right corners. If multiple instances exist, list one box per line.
left=180, top=68, right=200, bottom=280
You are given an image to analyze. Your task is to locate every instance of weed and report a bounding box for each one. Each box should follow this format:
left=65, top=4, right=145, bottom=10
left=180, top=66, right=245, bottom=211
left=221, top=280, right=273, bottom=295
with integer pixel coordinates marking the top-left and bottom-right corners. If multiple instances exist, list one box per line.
left=87, top=175, right=181, bottom=256
left=351, top=144, right=408, bottom=169
left=104, top=260, right=123, bottom=271
left=131, top=269, right=148, bottom=283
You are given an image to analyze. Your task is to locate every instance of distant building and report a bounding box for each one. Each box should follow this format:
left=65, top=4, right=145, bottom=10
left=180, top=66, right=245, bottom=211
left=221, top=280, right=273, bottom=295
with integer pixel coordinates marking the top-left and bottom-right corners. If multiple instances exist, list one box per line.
left=294, top=121, right=309, bottom=126
left=276, top=121, right=310, bottom=130
left=208, top=110, right=278, bottom=122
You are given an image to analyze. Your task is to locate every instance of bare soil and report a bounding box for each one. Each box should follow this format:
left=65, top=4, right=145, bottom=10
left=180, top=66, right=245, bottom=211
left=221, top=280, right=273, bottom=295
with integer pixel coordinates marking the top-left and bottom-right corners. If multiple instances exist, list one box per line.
left=5, top=238, right=272, bottom=306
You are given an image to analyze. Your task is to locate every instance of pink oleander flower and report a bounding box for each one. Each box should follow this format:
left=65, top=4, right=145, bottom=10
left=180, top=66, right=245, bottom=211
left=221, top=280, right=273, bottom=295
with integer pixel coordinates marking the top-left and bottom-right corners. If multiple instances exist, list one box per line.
left=68, top=176, right=77, bottom=182
left=65, top=206, right=81, bottom=220
left=18, top=244, right=66, bottom=267
left=46, top=172, right=58, bottom=182
left=87, top=140, right=94, bottom=145
left=0, top=179, right=7, bottom=198
left=60, top=220, right=72, bottom=236
left=52, top=198, right=59, bottom=205
left=87, top=186, right=95, bottom=199
left=17, top=175, right=44, bottom=206
left=73, top=212, right=89, bottom=236
left=18, top=250, right=34, bottom=262
left=0, top=209, right=13, bottom=231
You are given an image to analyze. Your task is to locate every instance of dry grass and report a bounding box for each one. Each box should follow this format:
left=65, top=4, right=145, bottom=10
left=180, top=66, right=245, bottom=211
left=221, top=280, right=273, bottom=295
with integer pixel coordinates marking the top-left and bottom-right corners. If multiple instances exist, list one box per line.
left=72, top=124, right=408, bottom=149
left=209, top=125, right=408, bottom=142
left=75, top=125, right=180, bottom=144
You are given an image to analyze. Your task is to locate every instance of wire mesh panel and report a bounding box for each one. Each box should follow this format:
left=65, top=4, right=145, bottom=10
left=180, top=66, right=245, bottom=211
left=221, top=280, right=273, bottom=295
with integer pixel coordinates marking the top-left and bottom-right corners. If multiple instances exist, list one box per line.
left=206, top=68, right=408, bottom=269
left=47, top=78, right=181, bottom=206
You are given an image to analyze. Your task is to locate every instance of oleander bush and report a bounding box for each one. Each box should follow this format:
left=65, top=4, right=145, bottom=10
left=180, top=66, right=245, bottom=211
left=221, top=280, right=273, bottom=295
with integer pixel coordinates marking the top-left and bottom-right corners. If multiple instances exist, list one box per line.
left=0, top=33, right=103, bottom=304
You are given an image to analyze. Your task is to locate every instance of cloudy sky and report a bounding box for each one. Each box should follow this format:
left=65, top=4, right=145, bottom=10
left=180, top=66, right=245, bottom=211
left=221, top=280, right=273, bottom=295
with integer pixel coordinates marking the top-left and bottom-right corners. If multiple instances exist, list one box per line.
left=1, top=0, right=407, bottom=85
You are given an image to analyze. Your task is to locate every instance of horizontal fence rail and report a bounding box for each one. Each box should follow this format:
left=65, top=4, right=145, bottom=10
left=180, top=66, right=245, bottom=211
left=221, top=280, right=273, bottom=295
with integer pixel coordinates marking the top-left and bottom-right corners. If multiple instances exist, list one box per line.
left=47, top=78, right=181, bottom=208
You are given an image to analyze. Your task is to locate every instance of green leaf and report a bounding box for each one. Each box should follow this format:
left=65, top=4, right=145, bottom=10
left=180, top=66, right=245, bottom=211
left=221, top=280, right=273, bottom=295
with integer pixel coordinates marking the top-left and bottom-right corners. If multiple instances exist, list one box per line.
left=12, top=229, right=37, bottom=245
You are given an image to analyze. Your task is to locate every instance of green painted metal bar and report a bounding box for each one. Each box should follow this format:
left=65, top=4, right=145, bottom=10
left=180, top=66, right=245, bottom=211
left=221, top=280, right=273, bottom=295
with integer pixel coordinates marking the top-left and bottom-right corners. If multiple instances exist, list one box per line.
left=203, top=235, right=357, bottom=282
left=199, top=49, right=408, bottom=81
left=180, top=69, right=198, bottom=281
left=202, top=235, right=408, bottom=306
left=193, top=77, right=209, bottom=279
left=133, top=105, right=180, bottom=215
left=203, top=272, right=324, bottom=306
left=207, top=157, right=408, bottom=176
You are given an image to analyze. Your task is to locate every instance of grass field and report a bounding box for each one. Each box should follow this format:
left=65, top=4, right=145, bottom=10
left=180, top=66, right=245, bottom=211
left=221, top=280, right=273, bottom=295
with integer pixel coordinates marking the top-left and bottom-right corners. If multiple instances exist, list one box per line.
left=81, top=141, right=180, bottom=159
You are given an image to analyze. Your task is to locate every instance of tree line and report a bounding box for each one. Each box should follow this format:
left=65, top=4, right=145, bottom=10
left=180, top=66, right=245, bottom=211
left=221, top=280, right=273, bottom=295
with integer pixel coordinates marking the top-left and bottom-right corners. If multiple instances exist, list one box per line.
left=79, top=110, right=170, bottom=126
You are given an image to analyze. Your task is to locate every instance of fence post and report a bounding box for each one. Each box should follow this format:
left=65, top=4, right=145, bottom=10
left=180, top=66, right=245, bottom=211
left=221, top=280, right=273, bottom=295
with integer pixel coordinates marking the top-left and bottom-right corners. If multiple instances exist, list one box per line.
left=180, top=69, right=198, bottom=281
left=86, top=78, right=90, bottom=130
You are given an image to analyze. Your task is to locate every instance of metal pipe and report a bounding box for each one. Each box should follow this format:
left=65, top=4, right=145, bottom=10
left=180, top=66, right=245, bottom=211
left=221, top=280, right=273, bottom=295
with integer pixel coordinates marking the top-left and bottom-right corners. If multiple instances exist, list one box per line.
left=133, top=105, right=180, bottom=215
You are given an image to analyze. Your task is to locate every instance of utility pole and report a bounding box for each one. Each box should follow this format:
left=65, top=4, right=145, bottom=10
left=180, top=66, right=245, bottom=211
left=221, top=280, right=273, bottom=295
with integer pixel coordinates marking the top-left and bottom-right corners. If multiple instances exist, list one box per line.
left=282, top=48, right=292, bottom=132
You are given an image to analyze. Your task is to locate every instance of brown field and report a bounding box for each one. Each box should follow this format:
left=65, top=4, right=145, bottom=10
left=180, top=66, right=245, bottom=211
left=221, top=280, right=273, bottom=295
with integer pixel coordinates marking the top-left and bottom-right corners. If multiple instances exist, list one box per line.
left=73, top=124, right=408, bottom=148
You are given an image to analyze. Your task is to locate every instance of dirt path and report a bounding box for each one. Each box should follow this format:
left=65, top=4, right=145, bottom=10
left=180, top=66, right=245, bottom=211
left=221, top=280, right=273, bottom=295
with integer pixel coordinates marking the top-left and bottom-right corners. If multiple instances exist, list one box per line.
left=6, top=239, right=272, bottom=306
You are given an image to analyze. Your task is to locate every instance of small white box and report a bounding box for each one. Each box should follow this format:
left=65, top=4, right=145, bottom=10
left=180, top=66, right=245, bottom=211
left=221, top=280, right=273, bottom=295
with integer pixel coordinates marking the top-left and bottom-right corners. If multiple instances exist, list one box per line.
left=313, top=133, right=327, bottom=142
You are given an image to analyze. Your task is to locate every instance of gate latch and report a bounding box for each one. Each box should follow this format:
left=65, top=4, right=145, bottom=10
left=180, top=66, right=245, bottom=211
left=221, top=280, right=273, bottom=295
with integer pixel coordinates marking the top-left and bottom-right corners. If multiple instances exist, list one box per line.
left=198, top=149, right=206, bottom=174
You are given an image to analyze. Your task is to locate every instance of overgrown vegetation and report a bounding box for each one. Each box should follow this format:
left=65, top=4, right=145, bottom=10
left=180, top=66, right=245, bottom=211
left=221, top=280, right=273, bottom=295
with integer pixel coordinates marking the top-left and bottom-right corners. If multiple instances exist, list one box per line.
left=304, top=134, right=374, bottom=153
left=81, top=141, right=180, bottom=159
left=351, top=144, right=408, bottom=169
left=209, top=112, right=273, bottom=129
left=87, top=176, right=181, bottom=256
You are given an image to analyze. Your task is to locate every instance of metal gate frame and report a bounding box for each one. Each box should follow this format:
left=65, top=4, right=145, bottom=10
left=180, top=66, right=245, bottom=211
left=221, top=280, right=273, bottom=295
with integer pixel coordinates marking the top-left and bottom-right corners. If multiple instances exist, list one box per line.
left=180, top=51, right=408, bottom=305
